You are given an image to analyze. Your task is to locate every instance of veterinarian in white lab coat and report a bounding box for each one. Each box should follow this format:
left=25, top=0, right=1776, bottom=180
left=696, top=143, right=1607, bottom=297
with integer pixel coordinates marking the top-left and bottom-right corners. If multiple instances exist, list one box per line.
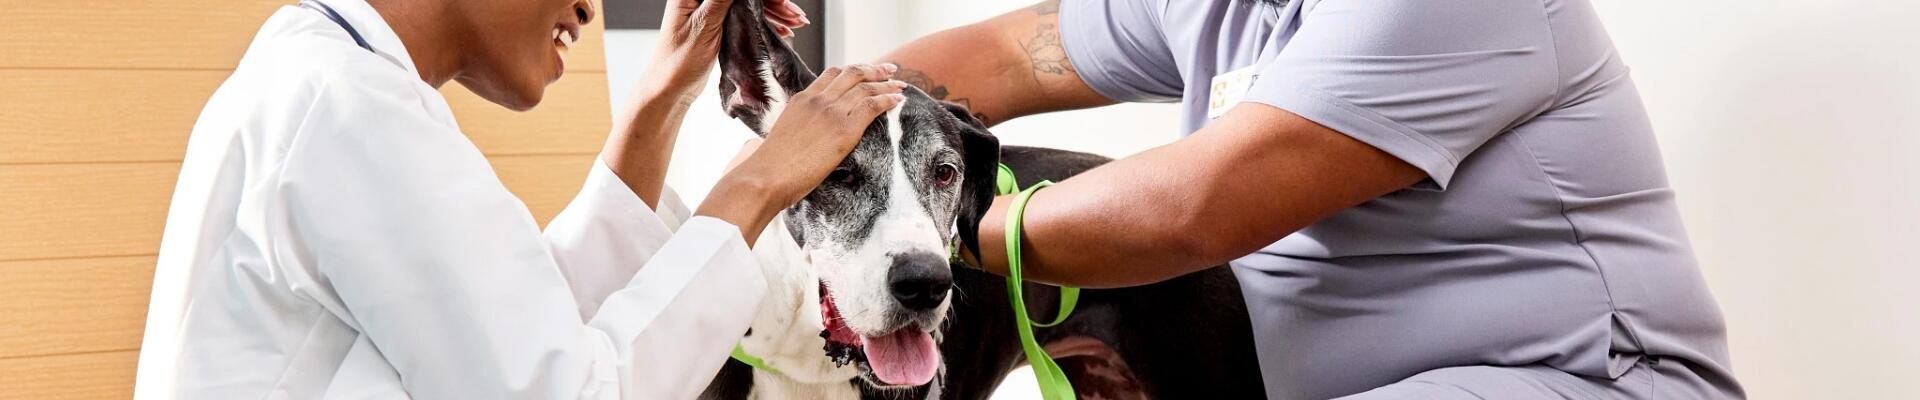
left=133, top=0, right=908, bottom=398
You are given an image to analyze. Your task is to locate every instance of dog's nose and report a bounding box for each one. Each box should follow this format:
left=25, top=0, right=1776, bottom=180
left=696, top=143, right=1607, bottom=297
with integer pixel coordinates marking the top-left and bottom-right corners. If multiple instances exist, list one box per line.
left=887, top=252, right=953, bottom=311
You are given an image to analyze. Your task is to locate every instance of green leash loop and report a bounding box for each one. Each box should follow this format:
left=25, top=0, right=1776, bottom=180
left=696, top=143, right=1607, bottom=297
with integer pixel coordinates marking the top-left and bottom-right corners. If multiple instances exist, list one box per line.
left=995, top=164, right=1079, bottom=328
left=1004, top=179, right=1075, bottom=400
left=995, top=164, right=1020, bottom=194
left=1006, top=163, right=1082, bottom=328
left=991, top=163, right=1079, bottom=328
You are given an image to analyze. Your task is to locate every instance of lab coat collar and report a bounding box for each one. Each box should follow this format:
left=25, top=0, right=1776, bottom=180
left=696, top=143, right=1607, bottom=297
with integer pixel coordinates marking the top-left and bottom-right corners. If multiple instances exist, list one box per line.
left=308, top=0, right=422, bottom=78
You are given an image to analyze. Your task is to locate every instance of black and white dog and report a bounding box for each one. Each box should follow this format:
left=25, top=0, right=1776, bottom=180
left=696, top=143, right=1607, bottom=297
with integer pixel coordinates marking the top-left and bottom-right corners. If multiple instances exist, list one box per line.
left=700, top=1, right=1265, bottom=398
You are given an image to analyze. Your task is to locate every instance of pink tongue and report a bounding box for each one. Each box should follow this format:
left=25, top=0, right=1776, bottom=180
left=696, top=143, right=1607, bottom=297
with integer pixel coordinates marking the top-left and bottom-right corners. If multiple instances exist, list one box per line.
left=859, top=327, right=940, bottom=385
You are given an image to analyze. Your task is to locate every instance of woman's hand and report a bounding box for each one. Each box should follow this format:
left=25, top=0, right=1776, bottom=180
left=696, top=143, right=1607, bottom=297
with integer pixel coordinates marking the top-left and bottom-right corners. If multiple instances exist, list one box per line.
left=698, top=63, right=908, bottom=244
left=748, top=64, right=908, bottom=204
left=642, top=0, right=809, bottom=102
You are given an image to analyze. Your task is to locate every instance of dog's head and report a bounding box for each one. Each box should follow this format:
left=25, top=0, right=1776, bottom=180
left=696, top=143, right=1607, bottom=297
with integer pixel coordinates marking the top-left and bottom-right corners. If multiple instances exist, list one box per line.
left=716, top=0, right=999, bottom=390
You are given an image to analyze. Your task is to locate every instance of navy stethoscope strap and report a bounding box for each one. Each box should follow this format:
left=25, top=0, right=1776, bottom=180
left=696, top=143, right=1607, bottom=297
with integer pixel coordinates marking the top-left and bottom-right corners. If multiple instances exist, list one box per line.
left=301, top=0, right=374, bottom=52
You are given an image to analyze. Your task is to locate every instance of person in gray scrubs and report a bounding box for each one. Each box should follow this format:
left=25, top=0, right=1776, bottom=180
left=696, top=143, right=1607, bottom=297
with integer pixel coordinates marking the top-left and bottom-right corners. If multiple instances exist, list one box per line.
left=885, top=0, right=1744, bottom=398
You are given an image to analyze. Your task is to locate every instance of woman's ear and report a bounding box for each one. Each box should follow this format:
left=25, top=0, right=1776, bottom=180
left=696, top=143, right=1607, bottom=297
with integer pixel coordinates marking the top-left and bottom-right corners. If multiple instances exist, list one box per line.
left=948, top=101, right=1001, bottom=262
left=717, top=0, right=817, bottom=136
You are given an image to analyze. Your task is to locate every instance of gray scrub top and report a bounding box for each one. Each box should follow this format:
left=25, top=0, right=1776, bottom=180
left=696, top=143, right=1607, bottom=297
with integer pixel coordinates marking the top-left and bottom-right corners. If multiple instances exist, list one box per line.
left=1058, top=0, right=1741, bottom=398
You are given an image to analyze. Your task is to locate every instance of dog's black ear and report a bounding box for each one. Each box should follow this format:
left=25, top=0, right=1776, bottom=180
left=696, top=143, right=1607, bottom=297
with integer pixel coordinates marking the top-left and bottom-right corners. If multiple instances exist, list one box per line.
left=947, top=101, right=1001, bottom=262
left=717, top=0, right=817, bottom=135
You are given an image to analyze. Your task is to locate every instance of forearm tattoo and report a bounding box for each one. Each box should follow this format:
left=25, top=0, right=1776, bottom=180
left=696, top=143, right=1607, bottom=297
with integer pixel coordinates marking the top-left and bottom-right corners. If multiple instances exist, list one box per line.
left=1022, top=1, right=1072, bottom=76
left=1021, top=23, right=1073, bottom=76
left=882, top=1, right=1070, bottom=126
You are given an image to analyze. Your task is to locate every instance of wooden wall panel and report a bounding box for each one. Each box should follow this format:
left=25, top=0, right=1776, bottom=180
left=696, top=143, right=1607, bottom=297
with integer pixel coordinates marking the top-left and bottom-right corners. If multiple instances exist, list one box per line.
left=0, top=350, right=138, bottom=400
left=0, top=156, right=590, bottom=370
left=0, top=71, right=223, bottom=164
left=0, top=163, right=179, bottom=261
left=0, top=70, right=610, bottom=165
left=0, top=0, right=606, bottom=72
left=0, top=151, right=596, bottom=358
left=0, top=155, right=598, bottom=262
left=1, top=1, right=616, bottom=395
left=0, top=0, right=282, bottom=70
left=0, top=257, right=156, bottom=359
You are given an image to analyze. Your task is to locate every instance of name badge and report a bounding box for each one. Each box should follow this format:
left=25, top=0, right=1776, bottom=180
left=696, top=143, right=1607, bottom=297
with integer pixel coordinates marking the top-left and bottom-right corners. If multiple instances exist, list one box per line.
left=1207, top=65, right=1257, bottom=119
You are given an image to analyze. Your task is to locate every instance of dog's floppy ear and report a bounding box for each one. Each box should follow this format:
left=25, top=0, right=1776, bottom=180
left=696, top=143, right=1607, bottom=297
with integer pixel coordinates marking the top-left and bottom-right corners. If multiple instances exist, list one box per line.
left=946, top=101, right=1001, bottom=262
left=717, top=0, right=817, bottom=136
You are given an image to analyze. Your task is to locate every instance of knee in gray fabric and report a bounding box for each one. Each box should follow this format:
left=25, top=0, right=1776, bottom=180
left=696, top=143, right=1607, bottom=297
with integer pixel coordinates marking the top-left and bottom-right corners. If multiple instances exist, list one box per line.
left=1336, top=362, right=1655, bottom=400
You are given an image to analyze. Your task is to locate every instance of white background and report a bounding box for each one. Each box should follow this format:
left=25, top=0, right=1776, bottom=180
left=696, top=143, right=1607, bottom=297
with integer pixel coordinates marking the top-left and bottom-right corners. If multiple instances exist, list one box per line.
left=605, top=0, right=1920, bottom=398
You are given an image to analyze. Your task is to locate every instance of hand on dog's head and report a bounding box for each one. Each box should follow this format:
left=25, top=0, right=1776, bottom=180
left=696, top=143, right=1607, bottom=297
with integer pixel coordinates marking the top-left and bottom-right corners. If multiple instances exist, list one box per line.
left=713, top=0, right=1001, bottom=265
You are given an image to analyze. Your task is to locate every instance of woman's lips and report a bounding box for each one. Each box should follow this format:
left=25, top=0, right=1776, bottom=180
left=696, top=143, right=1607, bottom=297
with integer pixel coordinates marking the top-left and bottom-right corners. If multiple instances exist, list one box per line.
left=552, top=25, right=579, bottom=49
left=549, top=24, right=579, bottom=81
left=549, top=46, right=566, bottom=81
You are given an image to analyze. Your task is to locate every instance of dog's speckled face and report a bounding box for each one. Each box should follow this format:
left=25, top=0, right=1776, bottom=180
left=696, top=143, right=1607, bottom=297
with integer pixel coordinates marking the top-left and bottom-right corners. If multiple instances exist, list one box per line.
left=715, top=0, right=998, bottom=390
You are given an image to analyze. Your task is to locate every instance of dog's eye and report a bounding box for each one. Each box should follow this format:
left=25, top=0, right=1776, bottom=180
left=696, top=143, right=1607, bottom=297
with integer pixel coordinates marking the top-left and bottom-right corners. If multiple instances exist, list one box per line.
left=932, top=164, right=958, bottom=187
left=828, top=168, right=858, bottom=186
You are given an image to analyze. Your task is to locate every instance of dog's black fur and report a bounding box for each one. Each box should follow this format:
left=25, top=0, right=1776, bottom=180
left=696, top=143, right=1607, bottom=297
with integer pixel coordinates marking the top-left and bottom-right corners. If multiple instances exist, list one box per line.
left=699, top=0, right=1265, bottom=398
left=929, top=148, right=1267, bottom=400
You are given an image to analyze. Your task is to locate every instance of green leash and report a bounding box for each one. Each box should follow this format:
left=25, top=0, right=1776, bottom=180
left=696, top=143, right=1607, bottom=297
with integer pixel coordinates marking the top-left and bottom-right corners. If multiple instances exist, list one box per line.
left=992, top=164, right=1080, bottom=328
left=732, top=164, right=1081, bottom=400
left=1000, top=171, right=1078, bottom=400
left=730, top=343, right=780, bottom=374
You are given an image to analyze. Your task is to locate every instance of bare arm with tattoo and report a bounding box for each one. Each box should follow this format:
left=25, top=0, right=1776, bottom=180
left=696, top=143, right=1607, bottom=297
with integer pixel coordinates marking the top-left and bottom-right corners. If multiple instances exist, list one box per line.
left=879, top=1, right=1110, bottom=126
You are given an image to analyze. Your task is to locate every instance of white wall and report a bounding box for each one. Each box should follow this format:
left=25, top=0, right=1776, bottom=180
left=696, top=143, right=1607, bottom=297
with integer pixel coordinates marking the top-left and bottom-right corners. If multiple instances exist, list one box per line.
left=608, top=0, right=1918, bottom=398
left=1593, top=1, right=1920, bottom=398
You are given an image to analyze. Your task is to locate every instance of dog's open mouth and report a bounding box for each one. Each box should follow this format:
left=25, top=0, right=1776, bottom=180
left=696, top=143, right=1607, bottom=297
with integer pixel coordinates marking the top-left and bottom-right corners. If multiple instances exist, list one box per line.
left=818, top=284, right=941, bottom=386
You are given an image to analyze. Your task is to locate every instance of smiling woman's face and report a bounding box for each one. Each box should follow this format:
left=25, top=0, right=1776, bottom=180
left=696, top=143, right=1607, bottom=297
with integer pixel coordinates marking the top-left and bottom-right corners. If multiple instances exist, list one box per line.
left=451, top=0, right=596, bottom=111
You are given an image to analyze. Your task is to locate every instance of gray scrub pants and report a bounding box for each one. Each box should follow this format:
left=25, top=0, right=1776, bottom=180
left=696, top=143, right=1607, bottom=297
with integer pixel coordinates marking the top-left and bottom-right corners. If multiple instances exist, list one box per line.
left=1338, top=356, right=1736, bottom=400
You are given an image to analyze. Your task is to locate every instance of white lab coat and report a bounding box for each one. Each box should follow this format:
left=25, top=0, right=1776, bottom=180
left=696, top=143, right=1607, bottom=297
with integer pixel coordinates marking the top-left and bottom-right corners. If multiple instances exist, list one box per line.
left=131, top=1, right=766, bottom=398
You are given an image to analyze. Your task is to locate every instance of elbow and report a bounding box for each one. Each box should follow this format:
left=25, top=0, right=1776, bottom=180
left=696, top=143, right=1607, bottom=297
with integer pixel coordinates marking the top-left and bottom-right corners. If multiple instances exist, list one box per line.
left=1162, top=212, right=1243, bottom=270
left=1097, top=209, right=1235, bottom=288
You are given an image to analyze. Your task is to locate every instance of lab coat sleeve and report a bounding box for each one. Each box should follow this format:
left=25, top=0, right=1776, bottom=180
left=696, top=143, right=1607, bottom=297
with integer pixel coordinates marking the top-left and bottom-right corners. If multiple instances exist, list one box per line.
left=278, top=76, right=765, bottom=400
left=545, top=161, right=697, bottom=319
left=544, top=162, right=769, bottom=399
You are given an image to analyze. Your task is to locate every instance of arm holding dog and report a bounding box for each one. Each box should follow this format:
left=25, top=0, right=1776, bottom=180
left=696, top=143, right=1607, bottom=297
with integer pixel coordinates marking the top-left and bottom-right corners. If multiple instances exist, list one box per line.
left=967, top=104, right=1423, bottom=289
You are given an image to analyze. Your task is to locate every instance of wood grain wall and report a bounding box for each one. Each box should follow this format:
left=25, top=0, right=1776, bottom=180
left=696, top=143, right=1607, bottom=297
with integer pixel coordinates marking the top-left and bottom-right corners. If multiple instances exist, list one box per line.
left=0, top=1, right=613, bottom=398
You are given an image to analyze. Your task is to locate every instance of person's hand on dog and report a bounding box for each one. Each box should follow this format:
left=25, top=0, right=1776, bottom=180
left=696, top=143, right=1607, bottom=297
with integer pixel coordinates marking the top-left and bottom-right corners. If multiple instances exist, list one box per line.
left=742, top=63, right=907, bottom=205
left=698, top=63, right=904, bottom=244
left=643, top=0, right=808, bottom=103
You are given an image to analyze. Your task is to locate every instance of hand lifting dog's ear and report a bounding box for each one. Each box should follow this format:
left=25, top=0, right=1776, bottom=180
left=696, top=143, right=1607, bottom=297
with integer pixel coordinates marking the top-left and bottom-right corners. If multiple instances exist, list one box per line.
left=944, top=101, right=1001, bottom=263
left=717, top=0, right=816, bottom=135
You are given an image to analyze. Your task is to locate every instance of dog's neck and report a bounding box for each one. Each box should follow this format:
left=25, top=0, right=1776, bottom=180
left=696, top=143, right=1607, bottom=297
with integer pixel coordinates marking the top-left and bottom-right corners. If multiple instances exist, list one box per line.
left=741, top=215, right=861, bottom=383
left=744, top=370, right=862, bottom=399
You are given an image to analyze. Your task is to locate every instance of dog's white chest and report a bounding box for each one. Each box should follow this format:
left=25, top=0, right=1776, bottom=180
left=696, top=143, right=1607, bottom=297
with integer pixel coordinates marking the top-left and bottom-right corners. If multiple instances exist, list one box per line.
left=746, top=371, right=862, bottom=400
